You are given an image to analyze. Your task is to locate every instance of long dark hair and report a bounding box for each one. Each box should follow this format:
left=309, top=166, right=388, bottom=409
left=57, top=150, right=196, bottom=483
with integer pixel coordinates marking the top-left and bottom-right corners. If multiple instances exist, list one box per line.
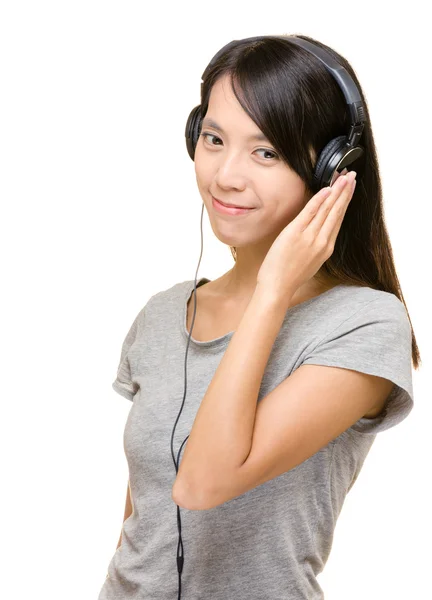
left=199, top=34, right=421, bottom=370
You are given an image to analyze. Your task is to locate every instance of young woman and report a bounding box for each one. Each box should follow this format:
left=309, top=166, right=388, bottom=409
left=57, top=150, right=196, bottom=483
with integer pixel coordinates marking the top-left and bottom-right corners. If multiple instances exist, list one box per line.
left=99, top=35, right=420, bottom=600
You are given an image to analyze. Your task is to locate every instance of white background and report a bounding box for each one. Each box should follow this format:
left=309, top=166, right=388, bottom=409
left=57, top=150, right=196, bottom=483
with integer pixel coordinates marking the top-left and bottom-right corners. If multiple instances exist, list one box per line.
left=1, top=1, right=429, bottom=599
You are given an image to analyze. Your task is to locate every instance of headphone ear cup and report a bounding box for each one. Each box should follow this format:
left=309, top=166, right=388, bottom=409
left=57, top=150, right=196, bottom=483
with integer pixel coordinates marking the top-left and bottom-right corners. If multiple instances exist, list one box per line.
left=313, top=135, right=349, bottom=190
left=185, top=105, right=202, bottom=161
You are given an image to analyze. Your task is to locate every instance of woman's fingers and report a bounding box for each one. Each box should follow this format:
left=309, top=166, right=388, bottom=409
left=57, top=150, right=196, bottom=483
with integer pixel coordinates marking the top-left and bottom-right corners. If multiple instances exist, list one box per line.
left=297, top=179, right=343, bottom=229
left=297, top=169, right=355, bottom=234
left=315, top=172, right=356, bottom=244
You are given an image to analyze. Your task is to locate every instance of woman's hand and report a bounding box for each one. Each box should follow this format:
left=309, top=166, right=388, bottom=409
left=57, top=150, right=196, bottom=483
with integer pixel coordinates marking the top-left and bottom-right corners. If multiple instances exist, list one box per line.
left=256, top=169, right=357, bottom=303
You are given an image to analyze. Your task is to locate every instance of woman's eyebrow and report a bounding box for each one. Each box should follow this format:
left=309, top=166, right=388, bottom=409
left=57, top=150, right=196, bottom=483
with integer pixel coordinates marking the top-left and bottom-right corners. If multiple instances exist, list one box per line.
left=201, top=118, right=269, bottom=142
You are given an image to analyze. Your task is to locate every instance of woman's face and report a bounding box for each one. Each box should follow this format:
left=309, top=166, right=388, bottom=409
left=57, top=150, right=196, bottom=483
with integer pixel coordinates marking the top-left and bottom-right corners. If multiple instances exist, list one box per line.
left=194, top=74, right=313, bottom=251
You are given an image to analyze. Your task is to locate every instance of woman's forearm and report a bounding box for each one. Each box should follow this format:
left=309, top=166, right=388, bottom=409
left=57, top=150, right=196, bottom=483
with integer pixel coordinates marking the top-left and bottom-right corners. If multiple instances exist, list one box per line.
left=173, top=284, right=292, bottom=506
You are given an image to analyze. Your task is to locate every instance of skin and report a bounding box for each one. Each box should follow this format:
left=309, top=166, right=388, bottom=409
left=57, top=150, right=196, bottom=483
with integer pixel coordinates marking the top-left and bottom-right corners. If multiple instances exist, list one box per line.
left=194, top=73, right=344, bottom=306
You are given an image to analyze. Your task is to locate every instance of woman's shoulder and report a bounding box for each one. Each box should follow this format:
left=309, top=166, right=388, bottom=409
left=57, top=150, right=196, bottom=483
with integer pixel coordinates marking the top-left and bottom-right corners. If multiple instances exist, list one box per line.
left=336, top=282, right=405, bottom=309
left=319, top=284, right=409, bottom=339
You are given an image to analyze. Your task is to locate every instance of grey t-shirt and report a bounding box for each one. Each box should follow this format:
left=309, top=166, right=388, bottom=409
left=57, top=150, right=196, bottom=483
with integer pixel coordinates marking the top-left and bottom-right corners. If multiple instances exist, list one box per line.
left=98, top=277, right=414, bottom=600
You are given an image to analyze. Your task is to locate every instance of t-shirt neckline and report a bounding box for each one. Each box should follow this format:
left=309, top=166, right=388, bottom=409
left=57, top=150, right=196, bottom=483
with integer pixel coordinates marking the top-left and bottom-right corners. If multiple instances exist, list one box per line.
left=179, top=277, right=346, bottom=349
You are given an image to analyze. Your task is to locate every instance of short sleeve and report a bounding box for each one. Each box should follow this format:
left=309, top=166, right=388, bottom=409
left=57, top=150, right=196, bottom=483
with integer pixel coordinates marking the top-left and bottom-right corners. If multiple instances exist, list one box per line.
left=112, top=308, right=144, bottom=402
left=301, top=295, right=414, bottom=434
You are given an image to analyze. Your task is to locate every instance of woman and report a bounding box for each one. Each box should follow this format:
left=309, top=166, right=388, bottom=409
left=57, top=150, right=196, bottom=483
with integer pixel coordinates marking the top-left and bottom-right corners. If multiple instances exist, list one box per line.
left=99, top=34, right=420, bottom=600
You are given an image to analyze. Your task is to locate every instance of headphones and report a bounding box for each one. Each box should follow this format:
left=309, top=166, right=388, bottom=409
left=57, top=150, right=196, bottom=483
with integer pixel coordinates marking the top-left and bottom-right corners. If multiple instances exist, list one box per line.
left=172, top=35, right=367, bottom=599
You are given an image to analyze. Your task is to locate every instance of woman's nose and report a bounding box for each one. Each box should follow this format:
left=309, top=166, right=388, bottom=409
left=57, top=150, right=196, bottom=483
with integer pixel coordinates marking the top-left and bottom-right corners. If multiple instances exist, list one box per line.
left=214, top=154, right=248, bottom=188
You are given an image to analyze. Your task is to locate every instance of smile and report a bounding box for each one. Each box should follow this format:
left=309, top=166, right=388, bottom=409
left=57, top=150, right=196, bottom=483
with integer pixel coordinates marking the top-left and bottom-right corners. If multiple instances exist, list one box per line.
left=212, top=196, right=256, bottom=216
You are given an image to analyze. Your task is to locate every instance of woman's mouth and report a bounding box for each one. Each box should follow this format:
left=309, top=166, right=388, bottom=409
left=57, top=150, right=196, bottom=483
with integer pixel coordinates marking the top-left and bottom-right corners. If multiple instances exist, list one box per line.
left=212, top=196, right=256, bottom=216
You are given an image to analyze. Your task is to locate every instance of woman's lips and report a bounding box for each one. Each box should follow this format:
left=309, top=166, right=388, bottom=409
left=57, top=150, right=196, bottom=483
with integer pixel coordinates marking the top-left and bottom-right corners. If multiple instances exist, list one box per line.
left=211, top=196, right=256, bottom=216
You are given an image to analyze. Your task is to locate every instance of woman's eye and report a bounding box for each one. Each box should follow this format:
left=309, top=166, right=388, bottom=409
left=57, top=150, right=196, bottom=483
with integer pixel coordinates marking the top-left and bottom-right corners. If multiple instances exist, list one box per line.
left=199, top=132, right=278, bottom=161
left=255, top=148, right=279, bottom=161
left=200, top=132, right=222, bottom=146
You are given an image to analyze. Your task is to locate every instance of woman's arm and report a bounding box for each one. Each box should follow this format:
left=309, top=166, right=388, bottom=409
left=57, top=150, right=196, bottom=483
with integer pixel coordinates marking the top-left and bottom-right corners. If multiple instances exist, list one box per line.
left=172, top=286, right=288, bottom=508
left=116, top=480, right=133, bottom=549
